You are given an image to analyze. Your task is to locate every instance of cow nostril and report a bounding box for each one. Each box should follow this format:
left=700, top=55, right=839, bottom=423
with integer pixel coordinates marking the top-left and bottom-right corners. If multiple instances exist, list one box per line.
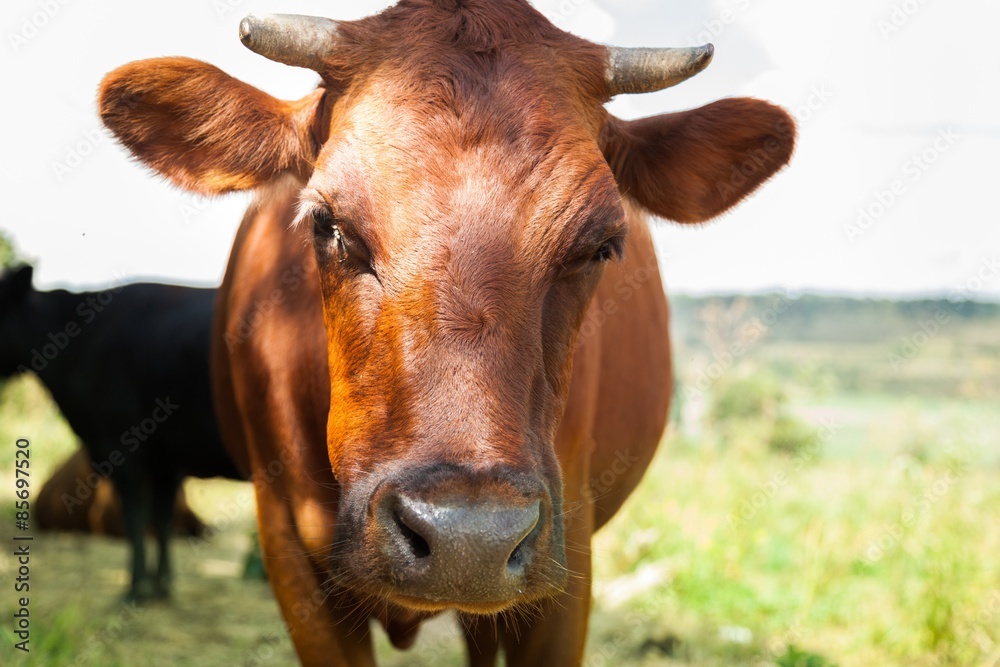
left=507, top=541, right=525, bottom=569
left=393, top=511, right=431, bottom=560
left=507, top=530, right=533, bottom=572
left=506, top=501, right=540, bottom=572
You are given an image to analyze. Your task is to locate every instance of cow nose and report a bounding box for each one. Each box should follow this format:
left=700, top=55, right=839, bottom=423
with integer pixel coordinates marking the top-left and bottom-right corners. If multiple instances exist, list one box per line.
left=377, top=492, right=542, bottom=604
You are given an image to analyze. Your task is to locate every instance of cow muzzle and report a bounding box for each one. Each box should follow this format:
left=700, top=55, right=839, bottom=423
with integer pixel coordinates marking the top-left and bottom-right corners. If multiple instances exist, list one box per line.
left=360, top=467, right=563, bottom=612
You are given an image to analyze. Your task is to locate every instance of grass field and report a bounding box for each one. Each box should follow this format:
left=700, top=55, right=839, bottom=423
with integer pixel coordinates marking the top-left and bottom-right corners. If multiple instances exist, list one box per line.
left=1, top=295, right=998, bottom=666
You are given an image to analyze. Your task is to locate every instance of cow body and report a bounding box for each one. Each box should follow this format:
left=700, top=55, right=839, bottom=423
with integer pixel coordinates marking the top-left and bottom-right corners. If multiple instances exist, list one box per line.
left=99, top=0, right=794, bottom=662
left=0, top=268, right=241, bottom=599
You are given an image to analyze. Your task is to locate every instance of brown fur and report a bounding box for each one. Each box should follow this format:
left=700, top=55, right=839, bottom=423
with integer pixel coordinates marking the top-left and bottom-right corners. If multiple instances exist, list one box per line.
left=601, top=98, right=796, bottom=222
left=99, top=0, right=794, bottom=664
left=100, top=58, right=324, bottom=194
left=36, top=450, right=206, bottom=538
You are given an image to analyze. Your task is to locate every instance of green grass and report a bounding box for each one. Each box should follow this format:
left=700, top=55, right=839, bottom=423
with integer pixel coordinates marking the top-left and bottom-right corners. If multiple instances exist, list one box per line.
left=0, top=376, right=78, bottom=480
left=589, top=431, right=998, bottom=666
left=1, top=296, right=999, bottom=666
left=0, top=603, right=128, bottom=667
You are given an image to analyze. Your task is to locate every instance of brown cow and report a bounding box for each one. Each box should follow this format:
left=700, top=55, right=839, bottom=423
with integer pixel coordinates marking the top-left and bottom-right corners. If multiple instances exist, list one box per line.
left=36, top=449, right=206, bottom=538
left=98, top=1, right=794, bottom=664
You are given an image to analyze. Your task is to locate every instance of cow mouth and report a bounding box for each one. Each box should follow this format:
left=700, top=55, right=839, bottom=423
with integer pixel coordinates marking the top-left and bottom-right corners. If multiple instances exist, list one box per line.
left=327, top=552, right=565, bottom=617
left=384, top=593, right=521, bottom=616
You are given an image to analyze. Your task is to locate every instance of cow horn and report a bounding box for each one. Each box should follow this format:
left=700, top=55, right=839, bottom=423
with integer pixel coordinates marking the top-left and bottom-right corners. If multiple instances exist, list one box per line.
left=239, top=14, right=340, bottom=71
left=606, top=44, right=715, bottom=96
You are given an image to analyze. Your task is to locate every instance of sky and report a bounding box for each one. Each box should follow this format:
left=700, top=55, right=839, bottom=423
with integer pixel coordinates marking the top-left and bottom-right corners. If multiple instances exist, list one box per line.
left=2, top=0, right=998, bottom=299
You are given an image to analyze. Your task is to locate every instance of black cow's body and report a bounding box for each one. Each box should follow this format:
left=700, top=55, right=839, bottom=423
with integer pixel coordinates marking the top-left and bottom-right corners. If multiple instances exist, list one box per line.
left=0, top=265, right=241, bottom=599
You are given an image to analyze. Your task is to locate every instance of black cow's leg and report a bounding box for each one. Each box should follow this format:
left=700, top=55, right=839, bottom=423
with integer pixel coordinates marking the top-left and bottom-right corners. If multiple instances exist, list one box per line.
left=151, top=471, right=183, bottom=599
left=112, top=471, right=152, bottom=601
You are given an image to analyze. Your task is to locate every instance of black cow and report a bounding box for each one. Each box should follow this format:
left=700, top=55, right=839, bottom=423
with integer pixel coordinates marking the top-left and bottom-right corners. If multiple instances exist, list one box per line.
left=0, top=264, right=242, bottom=600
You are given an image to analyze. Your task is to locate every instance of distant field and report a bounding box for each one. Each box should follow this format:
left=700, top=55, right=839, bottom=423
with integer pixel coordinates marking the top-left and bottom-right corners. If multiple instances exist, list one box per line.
left=1, top=294, right=998, bottom=666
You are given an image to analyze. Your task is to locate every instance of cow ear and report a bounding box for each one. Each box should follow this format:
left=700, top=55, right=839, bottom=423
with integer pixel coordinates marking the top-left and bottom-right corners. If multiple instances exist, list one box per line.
left=601, top=98, right=795, bottom=223
left=99, top=57, right=325, bottom=195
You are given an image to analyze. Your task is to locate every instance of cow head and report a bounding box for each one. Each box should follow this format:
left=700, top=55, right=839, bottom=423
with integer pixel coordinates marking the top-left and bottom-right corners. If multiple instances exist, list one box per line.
left=0, top=265, right=36, bottom=377
left=99, top=0, right=794, bottom=614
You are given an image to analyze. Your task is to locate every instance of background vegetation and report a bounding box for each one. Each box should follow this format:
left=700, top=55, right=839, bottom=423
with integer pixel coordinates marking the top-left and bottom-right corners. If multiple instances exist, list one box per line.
left=1, top=237, right=997, bottom=666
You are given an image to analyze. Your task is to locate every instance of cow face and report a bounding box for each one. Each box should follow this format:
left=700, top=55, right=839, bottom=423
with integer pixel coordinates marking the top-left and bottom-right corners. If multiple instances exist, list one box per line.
left=99, top=0, right=794, bottom=614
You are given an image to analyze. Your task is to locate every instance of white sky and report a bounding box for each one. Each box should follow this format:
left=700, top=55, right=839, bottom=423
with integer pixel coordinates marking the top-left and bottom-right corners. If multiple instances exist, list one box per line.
left=2, top=0, right=998, bottom=299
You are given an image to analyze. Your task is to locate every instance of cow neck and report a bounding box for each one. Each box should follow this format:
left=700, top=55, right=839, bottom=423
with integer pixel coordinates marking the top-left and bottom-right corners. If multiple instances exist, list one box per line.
left=21, top=288, right=88, bottom=400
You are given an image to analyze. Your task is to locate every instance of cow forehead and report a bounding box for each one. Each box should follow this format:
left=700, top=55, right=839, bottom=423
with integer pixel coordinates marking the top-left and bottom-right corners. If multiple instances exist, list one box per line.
left=312, top=72, right=621, bottom=269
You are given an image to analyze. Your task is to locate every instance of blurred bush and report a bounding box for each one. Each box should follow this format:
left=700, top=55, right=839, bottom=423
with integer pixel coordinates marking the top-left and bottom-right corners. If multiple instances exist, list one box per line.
left=0, top=230, right=15, bottom=269
left=708, top=366, right=817, bottom=458
left=777, top=645, right=839, bottom=667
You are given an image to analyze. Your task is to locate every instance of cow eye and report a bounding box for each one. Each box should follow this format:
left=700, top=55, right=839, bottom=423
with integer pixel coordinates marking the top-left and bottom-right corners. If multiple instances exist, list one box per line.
left=557, top=236, right=625, bottom=280
left=312, top=208, right=336, bottom=237
left=331, top=226, right=347, bottom=258
left=592, top=237, right=624, bottom=264
left=312, top=209, right=375, bottom=274
left=312, top=209, right=348, bottom=258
